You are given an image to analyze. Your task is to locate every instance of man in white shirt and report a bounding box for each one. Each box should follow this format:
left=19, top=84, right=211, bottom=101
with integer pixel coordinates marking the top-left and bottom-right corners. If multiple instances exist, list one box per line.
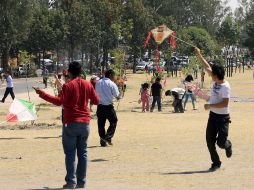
left=1, top=71, right=15, bottom=103
left=95, top=69, right=120, bottom=147
left=195, top=47, right=232, bottom=172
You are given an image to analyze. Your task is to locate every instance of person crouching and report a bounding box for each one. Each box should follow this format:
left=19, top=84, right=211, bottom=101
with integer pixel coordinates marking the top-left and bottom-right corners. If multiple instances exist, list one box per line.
left=165, top=88, right=185, bottom=113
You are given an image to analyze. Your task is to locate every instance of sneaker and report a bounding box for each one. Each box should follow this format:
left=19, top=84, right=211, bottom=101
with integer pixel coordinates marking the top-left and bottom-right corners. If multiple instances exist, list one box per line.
left=226, top=144, right=232, bottom=158
left=100, top=138, right=107, bottom=147
left=107, top=139, right=113, bottom=146
left=63, top=183, right=76, bottom=189
left=209, top=163, right=221, bottom=172
left=76, top=184, right=85, bottom=189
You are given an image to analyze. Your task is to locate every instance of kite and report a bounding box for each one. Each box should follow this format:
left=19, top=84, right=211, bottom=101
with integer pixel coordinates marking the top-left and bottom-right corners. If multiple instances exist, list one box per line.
left=144, top=25, right=195, bottom=72
left=6, top=99, right=37, bottom=122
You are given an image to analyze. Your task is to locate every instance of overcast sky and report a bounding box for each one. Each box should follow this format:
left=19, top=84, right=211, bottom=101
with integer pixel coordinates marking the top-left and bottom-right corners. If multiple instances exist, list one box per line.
left=227, top=0, right=240, bottom=11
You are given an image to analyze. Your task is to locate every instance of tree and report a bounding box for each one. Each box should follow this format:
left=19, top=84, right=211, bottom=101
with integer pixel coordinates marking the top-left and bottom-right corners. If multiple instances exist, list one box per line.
left=123, top=0, right=155, bottom=73
left=242, top=21, right=254, bottom=51
left=177, top=26, right=218, bottom=56
left=0, top=0, right=35, bottom=70
left=216, top=16, right=240, bottom=47
left=23, top=3, right=56, bottom=67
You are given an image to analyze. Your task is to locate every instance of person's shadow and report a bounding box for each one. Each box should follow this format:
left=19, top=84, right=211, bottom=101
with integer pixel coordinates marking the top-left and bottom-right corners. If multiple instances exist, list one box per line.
left=160, top=170, right=212, bottom=175
left=27, top=188, right=63, bottom=190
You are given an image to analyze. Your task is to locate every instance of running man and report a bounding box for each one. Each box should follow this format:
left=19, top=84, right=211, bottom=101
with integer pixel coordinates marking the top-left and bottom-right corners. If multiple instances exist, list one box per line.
left=195, top=47, right=232, bottom=172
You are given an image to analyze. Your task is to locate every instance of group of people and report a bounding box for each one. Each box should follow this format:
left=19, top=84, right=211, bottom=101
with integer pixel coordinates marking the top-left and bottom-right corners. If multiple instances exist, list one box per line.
left=17, top=46, right=232, bottom=189
left=33, top=63, right=120, bottom=189
left=138, top=48, right=233, bottom=173
left=139, top=73, right=197, bottom=113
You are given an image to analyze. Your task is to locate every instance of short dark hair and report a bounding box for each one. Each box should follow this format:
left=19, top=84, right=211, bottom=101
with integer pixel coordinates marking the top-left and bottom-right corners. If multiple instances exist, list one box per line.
left=165, top=90, right=171, bottom=96
left=68, top=61, right=82, bottom=77
left=105, top=69, right=115, bottom=78
left=212, top=64, right=225, bottom=80
left=185, top=75, right=194, bottom=82
left=143, top=82, right=149, bottom=89
left=155, top=77, right=161, bottom=82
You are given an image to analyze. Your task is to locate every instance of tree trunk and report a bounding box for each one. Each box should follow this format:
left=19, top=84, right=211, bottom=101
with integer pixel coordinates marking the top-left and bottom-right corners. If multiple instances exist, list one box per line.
left=89, top=53, right=93, bottom=74
left=102, top=48, right=108, bottom=73
left=56, top=48, right=59, bottom=73
left=133, top=53, right=137, bottom=73
left=81, top=50, right=84, bottom=68
left=2, top=48, right=9, bottom=71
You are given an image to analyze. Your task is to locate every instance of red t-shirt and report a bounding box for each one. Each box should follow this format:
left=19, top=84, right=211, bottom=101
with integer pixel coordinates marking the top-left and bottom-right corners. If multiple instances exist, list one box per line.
left=39, top=77, right=99, bottom=125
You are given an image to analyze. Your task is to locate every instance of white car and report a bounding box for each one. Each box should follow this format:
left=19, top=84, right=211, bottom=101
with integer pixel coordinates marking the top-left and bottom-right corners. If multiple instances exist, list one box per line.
left=135, top=61, right=149, bottom=71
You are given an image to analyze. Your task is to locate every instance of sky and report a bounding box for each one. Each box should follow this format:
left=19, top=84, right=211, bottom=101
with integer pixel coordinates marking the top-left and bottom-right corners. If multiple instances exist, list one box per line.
left=227, top=0, right=240, bottom=11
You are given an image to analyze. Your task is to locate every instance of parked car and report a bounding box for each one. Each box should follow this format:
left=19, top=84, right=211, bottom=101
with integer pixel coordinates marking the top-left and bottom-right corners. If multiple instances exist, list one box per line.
left=135, top=62, right=147, bottom=71
left=135, top=60, right=149, bottom=71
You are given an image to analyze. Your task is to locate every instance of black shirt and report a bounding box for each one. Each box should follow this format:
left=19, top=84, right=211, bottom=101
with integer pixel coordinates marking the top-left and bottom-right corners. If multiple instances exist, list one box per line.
left=151, top=82, right=162, bottom=96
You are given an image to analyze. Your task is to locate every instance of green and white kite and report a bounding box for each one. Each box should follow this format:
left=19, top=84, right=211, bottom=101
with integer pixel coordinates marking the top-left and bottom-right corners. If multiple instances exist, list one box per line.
left=6, top=99, right=37, bottom=122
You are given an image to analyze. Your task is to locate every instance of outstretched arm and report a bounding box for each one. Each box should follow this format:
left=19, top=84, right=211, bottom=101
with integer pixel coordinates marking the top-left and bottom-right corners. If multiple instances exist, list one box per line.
left=195, top=47, right=212, bottom=76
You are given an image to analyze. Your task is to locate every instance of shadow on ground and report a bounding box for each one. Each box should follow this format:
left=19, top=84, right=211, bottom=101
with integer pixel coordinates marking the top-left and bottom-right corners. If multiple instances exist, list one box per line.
left=160, top=170, right=212, bottom=175
left=0, top=137, right=25, bottom=140
left=90, top=159, right=108, bottom=162
left=27, top=187, right=63, bottom=190
left=34, top=136, right=61, bottom=139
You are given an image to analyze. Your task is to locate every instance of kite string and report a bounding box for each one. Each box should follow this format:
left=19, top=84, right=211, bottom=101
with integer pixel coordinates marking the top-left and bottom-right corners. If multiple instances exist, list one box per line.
left=174, top=36, right=196, bottom=48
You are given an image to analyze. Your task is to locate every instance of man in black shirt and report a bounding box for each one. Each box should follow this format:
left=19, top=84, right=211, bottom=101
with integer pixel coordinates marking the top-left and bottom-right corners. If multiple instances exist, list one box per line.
left=150, top=77, right=162, bottom=112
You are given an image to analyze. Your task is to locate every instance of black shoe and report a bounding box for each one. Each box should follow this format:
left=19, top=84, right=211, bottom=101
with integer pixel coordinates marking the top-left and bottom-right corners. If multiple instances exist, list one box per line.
left=106, top=139, right=113, bottom=146
left=76, top=184, right=85, bottom=189
left=100, top=138, right=107, bottom=147
left=63, top=183, right=76, bottom=189
left=226, top=144, right=232, bottom=158
left=209, top=163, right=221, bottom=172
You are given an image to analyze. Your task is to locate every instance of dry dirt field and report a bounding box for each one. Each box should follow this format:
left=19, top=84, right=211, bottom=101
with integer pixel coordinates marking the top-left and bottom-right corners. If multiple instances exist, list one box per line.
left=1, top=70, right=254, bottom=190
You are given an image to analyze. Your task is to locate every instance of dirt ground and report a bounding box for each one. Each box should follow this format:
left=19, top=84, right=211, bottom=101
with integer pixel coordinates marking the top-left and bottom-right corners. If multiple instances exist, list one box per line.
left=1, top=70, right=254, bottom=190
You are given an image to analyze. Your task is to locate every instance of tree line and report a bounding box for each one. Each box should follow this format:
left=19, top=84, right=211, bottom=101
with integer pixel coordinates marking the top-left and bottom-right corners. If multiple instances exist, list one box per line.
left=0, top=0, right=253, bottom=73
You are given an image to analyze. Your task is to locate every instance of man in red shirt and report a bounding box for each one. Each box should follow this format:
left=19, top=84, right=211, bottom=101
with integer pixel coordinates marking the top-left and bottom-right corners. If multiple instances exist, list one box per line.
left=34, top=61, right=99, bottom=189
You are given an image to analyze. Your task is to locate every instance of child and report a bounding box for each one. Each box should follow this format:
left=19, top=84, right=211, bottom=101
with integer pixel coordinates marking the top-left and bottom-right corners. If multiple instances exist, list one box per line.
left=183, top=74, right=197, bottom=111
left=165, top=87, right=185, bottom=113
left=141, top=83, right=150, bottom=112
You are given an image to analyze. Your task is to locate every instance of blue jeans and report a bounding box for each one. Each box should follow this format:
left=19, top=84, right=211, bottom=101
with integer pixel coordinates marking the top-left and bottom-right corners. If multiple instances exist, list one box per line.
left=62, top=122, right=90, bottom=186
left=184, top=92, right=196, bottom=109
left=151, top=96, right=162, bottom=111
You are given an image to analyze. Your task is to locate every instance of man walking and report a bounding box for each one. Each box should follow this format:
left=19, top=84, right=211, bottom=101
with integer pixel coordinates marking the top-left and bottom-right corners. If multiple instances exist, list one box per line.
left=34, top=61, right=99, bottom=189
left=195, top=47, right=232, bottom=172
left=1, top=71, right=15, bottom=103
left=95, top=69, right=120, bottom=147
left=150, top=77, right=162, bottom=112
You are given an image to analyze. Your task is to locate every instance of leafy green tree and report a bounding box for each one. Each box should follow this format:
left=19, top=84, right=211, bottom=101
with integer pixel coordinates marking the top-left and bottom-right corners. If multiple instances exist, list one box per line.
left=0, top=0, right=35, bottom=70
left=216, top=16, right=240, bottom=47
left=242, top=21, right=254, bottom=51
left=177, top=26, right=218, bottom=56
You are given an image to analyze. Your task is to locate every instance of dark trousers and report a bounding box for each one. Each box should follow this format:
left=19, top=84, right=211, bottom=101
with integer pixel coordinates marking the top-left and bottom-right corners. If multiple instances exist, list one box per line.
left=172, top=93, right=184, bottom=113
left=206, top=112, right=232, bottom=165
left=2, top=87, right=15, bottom=102
left=96, top=104, right=118, bottom=142
left=173, top=99, right=184, bottom=113
left=62, top=122, right=89, bottom=186
left=151, top=96, right=162, bottom=111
